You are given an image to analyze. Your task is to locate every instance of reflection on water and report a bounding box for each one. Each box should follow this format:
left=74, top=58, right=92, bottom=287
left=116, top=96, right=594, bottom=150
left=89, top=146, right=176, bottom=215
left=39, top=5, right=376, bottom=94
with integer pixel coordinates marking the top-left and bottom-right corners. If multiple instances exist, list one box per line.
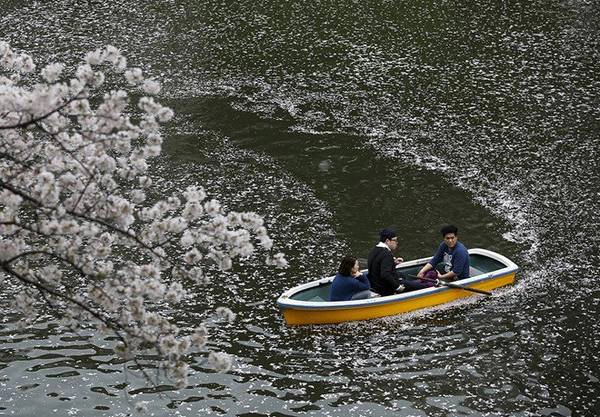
left=1, top=0, right=600, bottom=416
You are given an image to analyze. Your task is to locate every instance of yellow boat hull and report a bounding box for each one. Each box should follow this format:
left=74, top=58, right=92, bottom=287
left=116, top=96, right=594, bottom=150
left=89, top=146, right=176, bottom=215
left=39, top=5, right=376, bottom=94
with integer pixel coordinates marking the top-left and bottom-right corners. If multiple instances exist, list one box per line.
left=282, top=272, right=516, bottom=325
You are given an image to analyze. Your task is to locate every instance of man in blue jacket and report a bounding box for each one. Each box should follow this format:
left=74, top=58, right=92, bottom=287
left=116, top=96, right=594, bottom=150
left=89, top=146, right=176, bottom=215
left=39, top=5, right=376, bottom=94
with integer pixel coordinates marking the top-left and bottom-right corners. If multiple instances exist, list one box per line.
left=417, top=225, right=470, bottom=281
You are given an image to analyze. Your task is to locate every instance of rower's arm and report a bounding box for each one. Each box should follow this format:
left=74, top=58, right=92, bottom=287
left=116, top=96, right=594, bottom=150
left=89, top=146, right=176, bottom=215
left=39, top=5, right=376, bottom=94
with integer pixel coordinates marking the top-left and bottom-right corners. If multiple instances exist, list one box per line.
left=438, top=270, right=457, bottom=281
left=417, top=263, right=434, bottom=278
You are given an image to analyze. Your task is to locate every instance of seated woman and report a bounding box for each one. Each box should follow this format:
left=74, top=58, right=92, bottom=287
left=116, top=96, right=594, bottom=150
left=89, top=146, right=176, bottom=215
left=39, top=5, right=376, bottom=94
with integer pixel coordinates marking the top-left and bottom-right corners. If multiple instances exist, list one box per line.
left=329, top=256, right=372, bottom=301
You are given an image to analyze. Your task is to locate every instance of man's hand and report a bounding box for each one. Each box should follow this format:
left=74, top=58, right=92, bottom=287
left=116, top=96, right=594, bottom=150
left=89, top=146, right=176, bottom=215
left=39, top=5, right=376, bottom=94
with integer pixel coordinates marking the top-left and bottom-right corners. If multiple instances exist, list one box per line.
left=394, top=257, right=404, bottom=265
left=437, top=271, right=456, bottom=281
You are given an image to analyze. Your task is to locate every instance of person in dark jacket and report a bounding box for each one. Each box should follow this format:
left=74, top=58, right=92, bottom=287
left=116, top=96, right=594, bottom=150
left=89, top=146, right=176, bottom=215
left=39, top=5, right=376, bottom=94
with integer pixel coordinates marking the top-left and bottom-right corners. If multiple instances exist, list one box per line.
left=329, top=256, right=372, bottom=301
left=367, top=228, right=406, bottom=296
left=417, top=224, right=470, bottom=281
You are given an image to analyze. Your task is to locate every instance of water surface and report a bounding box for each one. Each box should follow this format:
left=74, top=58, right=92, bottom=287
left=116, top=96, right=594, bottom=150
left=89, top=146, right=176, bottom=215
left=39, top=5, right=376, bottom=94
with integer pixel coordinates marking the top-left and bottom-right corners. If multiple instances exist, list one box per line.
left=1, top=1, right=599, bottom=416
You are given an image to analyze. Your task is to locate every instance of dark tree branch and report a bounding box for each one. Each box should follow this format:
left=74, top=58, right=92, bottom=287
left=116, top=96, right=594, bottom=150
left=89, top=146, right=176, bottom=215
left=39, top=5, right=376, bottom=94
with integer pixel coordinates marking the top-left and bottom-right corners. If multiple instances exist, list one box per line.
left=1, top=262, right=123, bottom=341
left=0, top=95, right=84, bottom=130
left=35, top=122, right=94, bottom=179
left=0, top=180, right=151, bottom=253
left=1, top=261, right=158, bottom=387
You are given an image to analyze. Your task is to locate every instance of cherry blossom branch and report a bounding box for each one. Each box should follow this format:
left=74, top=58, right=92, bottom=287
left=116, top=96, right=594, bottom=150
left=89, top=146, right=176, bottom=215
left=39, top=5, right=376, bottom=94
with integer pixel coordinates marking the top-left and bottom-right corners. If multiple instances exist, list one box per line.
left=0, top=221, right=44, bottom=236
left=0, top=262, right=123, bottom=339
left=0, top=178, right=45, bottom=206
left=1, top=261, right=159, bottom=387
left=72, top=175, right=95, bottom=213
left=1, top=43, right=282, bottom=394
left=0, top=95, right=85, bottom=130
left=0, top=180, right=160, bottom=257
left=35, top=122, right=94, bottom=178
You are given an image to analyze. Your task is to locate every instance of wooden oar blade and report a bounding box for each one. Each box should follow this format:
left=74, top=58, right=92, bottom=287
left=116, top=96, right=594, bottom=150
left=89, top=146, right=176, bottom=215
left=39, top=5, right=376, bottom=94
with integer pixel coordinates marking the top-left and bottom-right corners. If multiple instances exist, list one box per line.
left=443, top=281, right=492, bottom=296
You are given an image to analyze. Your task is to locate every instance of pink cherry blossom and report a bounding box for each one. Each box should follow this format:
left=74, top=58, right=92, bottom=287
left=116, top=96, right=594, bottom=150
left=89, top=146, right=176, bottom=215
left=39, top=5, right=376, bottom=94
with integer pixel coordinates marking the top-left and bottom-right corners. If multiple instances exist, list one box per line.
left=0, top=43, right=287, bottom=391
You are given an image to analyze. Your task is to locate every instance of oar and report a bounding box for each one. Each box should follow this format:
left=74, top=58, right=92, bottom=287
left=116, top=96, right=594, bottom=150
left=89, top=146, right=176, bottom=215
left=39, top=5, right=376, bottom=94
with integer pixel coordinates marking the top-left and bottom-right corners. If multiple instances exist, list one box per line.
left=408, top=274, right=492, bottom=296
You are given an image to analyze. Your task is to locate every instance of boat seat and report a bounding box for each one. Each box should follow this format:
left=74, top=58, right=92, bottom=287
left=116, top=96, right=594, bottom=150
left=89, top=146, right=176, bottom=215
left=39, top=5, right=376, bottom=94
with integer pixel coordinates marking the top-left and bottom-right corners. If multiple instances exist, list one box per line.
left=308, top=295, right=326, bottom=302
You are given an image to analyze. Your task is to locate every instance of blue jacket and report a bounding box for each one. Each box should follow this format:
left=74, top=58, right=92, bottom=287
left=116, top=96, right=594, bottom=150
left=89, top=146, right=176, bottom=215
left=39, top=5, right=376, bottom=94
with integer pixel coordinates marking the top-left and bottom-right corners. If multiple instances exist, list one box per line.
left=329, top=273, right=371, bottom=301
left=430, top=241, right=470, bottom=279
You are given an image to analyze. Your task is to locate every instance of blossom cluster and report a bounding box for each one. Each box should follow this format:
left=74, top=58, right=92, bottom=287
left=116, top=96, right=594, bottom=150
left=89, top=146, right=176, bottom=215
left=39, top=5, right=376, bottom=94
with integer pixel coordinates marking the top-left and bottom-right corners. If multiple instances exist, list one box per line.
left=0, top=42, right=287, bottom=389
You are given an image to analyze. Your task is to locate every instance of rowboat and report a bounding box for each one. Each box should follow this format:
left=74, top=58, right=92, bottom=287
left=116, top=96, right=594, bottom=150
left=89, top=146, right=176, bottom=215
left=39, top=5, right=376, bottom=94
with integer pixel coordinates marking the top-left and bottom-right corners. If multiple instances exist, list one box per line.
left=277, top=248, right=518, bottom=325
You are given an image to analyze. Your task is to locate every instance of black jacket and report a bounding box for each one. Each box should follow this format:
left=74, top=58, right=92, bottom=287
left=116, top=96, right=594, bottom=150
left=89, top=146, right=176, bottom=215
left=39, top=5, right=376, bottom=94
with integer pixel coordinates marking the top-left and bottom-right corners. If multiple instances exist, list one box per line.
left=367, top=246, right=401, bottom=296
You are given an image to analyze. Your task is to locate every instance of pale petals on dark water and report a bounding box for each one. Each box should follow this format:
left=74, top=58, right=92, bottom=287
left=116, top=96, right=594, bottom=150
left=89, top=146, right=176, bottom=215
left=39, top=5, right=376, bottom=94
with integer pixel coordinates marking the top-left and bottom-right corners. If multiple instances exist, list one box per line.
left=1, top=1, right=599, bottom=416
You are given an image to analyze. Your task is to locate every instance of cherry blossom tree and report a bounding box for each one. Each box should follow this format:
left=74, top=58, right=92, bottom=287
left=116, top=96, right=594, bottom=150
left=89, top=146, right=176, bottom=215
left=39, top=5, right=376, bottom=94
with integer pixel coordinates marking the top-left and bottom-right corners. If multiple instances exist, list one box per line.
left=0, top=42, right=287, bottom=389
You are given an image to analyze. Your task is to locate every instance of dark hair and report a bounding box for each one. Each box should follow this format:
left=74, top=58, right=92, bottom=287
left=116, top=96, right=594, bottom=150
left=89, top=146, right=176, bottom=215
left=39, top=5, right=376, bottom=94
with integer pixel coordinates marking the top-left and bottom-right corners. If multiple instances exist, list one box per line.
left=441, top=224, right=458, bottom=237
left=379, top=228, right=397, bottom=242
left=338, top=255, right=357, bottom=276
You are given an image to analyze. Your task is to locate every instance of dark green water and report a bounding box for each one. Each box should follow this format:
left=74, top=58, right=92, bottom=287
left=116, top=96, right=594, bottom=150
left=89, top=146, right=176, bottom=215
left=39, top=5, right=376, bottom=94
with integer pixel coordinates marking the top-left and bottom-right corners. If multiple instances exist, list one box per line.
left=1, top=0, right=599, bottom=416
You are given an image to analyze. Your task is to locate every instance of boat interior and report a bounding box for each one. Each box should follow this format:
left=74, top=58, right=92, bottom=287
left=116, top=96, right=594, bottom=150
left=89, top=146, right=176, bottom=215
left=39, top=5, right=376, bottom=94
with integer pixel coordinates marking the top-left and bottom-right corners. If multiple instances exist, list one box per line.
left=290, top=253, right=507, bottom=302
